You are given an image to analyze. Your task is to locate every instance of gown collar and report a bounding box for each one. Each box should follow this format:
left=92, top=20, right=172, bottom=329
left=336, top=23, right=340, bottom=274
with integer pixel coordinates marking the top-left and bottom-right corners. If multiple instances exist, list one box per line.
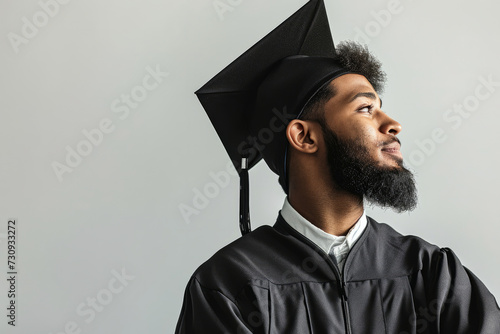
left=279, top=197, right=367, bottom=256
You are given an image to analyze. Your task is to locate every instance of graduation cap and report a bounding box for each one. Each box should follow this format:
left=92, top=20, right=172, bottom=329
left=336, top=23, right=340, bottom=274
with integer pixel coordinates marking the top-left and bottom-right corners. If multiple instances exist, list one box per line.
left=195, top=0, right=350, bottom=235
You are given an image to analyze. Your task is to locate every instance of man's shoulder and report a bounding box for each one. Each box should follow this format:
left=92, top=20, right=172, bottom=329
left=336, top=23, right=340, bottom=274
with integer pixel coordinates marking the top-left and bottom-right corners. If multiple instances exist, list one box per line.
left=365, top=216, right=450, bottom=273
left=190, top=225, right=281, bottom=295
left=195, top=225, right=277, bottom=273
left=368, top=216, right=441, bottom=250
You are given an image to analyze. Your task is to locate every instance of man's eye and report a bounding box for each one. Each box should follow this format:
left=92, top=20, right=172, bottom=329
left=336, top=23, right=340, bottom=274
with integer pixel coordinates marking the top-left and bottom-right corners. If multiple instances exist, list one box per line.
left=358, top=104, right=374, bottom=113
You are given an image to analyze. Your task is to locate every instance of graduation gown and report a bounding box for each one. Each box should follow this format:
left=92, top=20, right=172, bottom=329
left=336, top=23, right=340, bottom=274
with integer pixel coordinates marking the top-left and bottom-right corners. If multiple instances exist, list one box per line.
left=175, top=215, right=500, bottom=333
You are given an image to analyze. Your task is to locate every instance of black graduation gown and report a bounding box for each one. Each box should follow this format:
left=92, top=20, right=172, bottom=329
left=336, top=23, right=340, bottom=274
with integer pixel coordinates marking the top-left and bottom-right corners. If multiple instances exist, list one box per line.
left=175, top=215, right=500, bottom=333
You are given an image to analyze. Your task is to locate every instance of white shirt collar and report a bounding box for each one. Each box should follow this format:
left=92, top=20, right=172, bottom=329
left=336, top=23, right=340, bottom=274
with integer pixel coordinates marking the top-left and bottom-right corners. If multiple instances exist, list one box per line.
left=280, top=197, right=367, bottom=255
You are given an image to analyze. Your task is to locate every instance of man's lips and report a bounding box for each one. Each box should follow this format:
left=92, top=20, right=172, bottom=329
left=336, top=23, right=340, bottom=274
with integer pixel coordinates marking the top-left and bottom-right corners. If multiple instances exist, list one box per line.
left=381, top=141, right=402, bottom=159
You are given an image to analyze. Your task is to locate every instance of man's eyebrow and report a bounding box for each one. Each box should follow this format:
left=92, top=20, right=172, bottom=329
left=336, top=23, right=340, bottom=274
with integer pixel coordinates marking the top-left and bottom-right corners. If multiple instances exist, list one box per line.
left=348, top=92, right=383, bottom=108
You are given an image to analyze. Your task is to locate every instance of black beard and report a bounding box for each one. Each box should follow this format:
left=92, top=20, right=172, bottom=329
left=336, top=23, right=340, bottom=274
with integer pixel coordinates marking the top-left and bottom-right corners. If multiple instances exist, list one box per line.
left=320, top=122, right=417, bottom=212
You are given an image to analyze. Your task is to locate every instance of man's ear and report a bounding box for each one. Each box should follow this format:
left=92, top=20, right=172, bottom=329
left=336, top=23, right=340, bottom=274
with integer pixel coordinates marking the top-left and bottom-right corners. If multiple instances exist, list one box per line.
left=286, top=120, right=320, bottom=154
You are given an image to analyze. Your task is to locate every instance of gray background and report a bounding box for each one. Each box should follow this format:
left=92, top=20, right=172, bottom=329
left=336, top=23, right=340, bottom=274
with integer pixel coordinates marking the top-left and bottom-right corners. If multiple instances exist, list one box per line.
left=0, top=0, right=499, bottom=332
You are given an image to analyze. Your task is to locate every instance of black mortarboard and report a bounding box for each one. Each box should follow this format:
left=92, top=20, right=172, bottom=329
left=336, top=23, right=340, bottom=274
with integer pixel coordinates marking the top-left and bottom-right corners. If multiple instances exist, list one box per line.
left=195, top=0, right=349, bottom=235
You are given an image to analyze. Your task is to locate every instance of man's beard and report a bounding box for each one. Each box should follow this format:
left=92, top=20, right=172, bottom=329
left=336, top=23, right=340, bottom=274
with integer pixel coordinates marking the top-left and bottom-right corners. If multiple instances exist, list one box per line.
left=320, top=122, right=417, bottom=212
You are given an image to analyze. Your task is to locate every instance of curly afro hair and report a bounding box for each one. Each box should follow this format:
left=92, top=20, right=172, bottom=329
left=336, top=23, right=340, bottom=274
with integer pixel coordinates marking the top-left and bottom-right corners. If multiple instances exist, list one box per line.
left=301, top=41, right=386, bottom=121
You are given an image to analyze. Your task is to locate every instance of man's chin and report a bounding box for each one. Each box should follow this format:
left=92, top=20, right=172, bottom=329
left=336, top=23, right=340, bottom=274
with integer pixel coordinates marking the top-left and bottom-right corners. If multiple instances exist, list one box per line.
left=376, top=158, right=405, bottom=170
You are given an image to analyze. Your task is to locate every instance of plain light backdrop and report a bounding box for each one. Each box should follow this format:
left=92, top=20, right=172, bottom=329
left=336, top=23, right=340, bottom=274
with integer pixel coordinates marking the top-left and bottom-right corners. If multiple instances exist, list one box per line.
left=0, top=0, right=499, bottom=332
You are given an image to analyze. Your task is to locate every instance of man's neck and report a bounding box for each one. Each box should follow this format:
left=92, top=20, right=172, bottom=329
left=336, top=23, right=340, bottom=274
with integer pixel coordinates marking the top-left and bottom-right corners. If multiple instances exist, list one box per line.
left=288, top=189, right=364, bottom=236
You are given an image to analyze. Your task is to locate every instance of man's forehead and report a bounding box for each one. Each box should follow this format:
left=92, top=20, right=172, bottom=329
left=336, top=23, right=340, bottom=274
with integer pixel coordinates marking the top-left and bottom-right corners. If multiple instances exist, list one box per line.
left=328, top=74, right=381, bottom=106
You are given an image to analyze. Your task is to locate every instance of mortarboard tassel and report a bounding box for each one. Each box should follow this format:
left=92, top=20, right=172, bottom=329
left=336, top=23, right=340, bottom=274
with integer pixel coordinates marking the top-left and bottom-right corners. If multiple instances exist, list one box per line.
left=239, top=157, right=251, bottom=235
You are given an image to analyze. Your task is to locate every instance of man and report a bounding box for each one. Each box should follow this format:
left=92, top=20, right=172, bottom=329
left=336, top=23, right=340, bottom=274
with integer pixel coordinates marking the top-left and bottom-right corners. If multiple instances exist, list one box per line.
left=176, top=1, right=500, bottom=333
